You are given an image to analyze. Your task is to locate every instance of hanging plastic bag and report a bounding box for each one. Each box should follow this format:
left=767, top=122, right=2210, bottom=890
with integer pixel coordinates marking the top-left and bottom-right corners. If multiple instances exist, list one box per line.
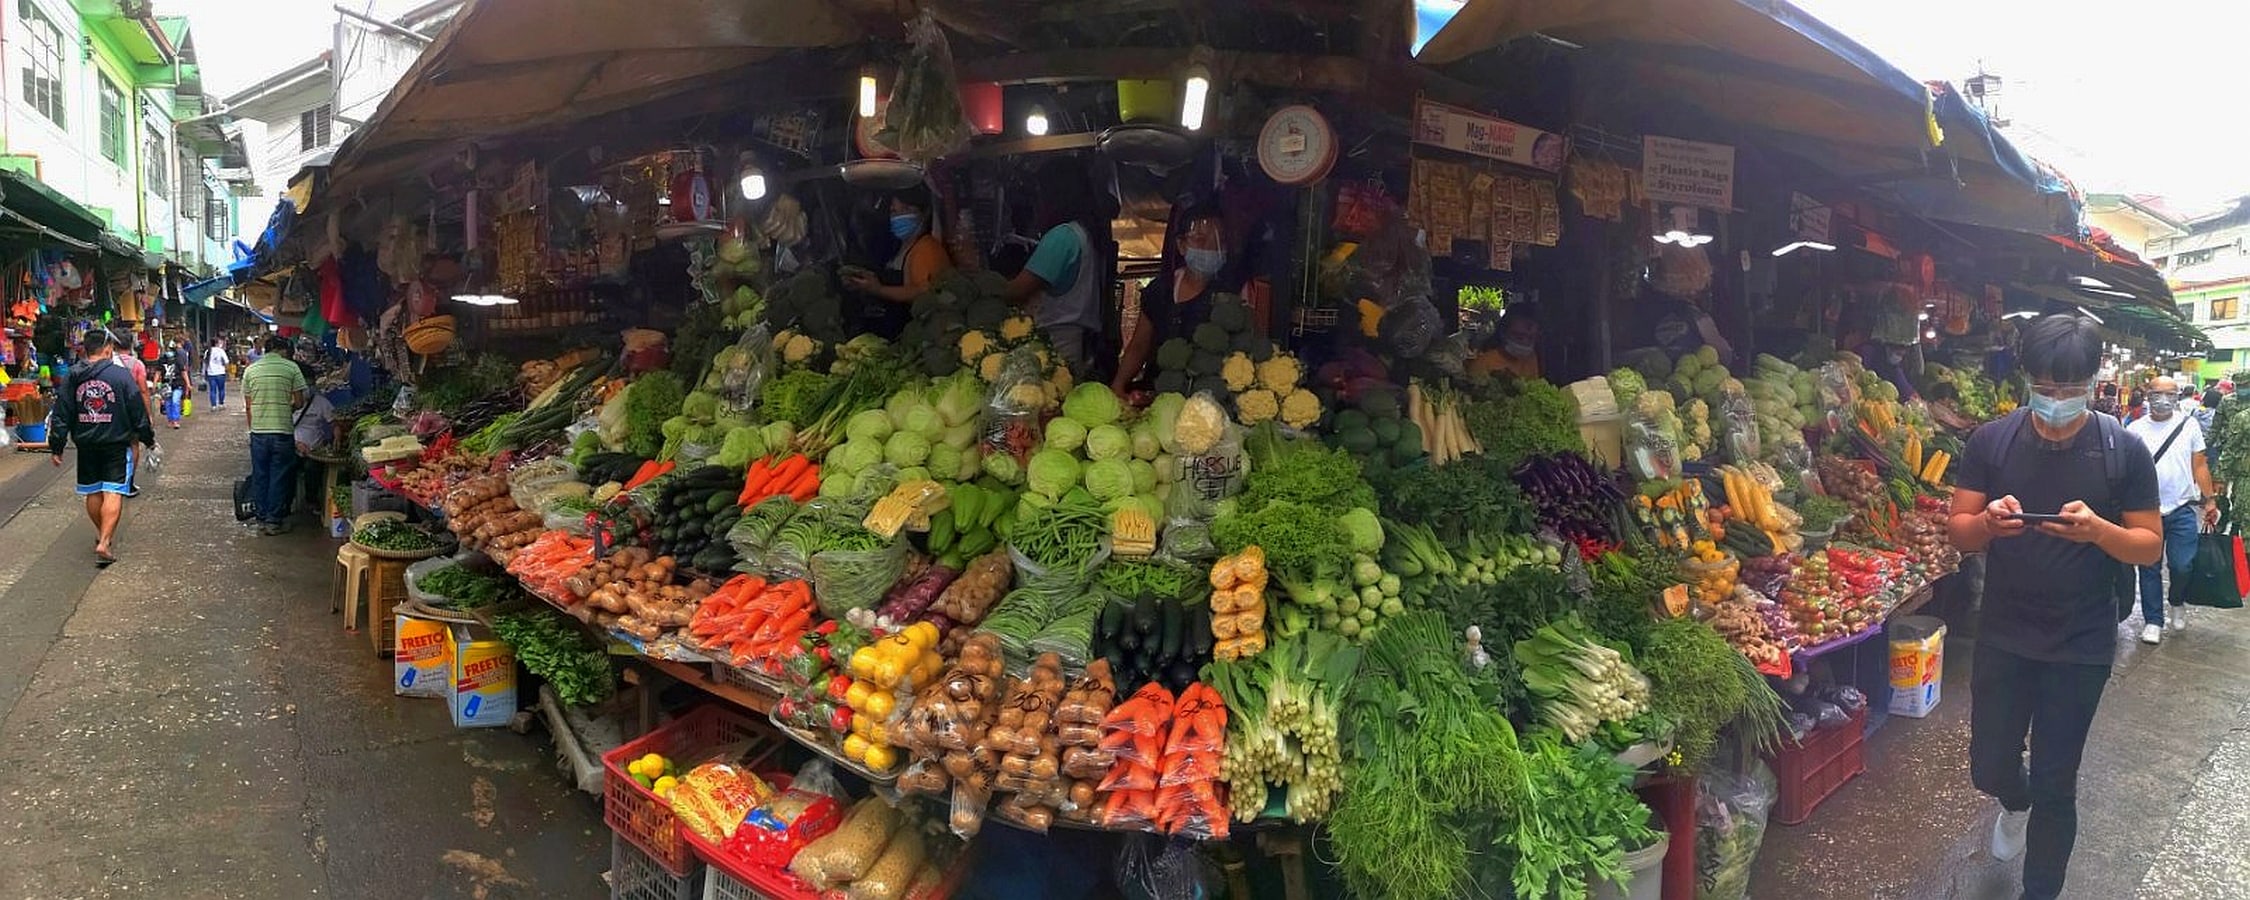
left=885, top=10, right=973, bottom=165
left=713, top=324, right=772, bottom=418
left=1697, top=749, right=1777, bottom=900
left=1720, top=381, right=1762, bottom=464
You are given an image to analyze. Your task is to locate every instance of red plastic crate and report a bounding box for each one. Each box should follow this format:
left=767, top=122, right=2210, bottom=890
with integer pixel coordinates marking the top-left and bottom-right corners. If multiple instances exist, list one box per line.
left=603, top=705, right=783, bottom=876
left=1770, top=705, right=1867, bottom=826
left=684, top=792, right=975, bottom=900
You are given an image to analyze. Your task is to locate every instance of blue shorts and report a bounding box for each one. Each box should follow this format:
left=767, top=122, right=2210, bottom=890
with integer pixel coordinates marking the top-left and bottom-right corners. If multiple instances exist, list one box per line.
left=74, top=444, right=129, bottom=496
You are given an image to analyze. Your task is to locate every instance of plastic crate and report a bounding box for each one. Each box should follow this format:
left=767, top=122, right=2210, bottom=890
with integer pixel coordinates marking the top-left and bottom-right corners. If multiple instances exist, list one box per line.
left=1770, top=705, right=1867, bottom=826
left=686, top=794, right=976, bottom=900
left=604, top=705, right=784, bottom=876
left=613, top=833, right=705, bottom=900
left=701, top=866, right=763, bottom=900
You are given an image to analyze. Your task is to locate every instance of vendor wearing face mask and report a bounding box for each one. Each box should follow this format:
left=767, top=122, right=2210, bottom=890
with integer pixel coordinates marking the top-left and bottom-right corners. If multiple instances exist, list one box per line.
left=1469, top=303, right=1541, bottom=380
left=842, top=186, right=953, bottom=338
left=1113, top=207, right=1234, bottom=394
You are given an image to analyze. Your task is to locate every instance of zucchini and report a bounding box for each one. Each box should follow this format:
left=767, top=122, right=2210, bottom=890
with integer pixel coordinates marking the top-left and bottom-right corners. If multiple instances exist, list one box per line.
left=1098, top=597, right=1126, bottom=641
left=1131, top=593, right=1158, bottom=633
left=1185, top=603, right=1214, bottom=659
left=1157, top=600, right=1183, bottom=662
left=704, top=492, right=735, bottom=515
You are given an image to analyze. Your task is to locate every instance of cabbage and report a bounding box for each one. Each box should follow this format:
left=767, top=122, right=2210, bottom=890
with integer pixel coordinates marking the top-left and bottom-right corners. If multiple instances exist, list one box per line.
left=1129, top=425, right=1162, bottom=461
left=760, top=421, right=796, bottom=453
left=1153, top=453, right=1177, bottom=485
left=1148, top=393, right=1186, bottom=453
left=1027, top=448, right=1083, bottom=499
left=933, top=372, right=985, bottom=428
left=818, top=472, right=853, bottom=499
left=1083, top=458, right=1134, bottom=501
left=926, top=443, right=963, bottom=483
left=714, top=427, right=766, bottom=468
left=846, top=409, right=894, bottom=444
left=1128, top=459, right=1157, bottom=494
left=1045, top=417, right=1088, bottom=453
left=884, top=430, right=933, bottom=467
left=1133, top=492, right=1164, bottom=520
left=1339, top=507, right=1384, bottom=555
left=956, top=445, right=984, bottom=481
left=941, top=422, right=978, bottom=450
left=1085, top=424, right=1130, bottom=462
left=885, top=389, right=924, bottom=424
left=896, top=466, right=932, bottom=483
left=900, top=404, right=945, bottom=441
left=828, top=438, right=884, bottom=474
left=983, top=451, right=1024, bottom=485
left=1062, top=383, right=1123, bottom=428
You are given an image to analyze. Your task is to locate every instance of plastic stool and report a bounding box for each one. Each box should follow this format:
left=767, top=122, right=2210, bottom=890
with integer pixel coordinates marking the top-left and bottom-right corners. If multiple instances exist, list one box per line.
left=335, top=544, right=372, bottom=625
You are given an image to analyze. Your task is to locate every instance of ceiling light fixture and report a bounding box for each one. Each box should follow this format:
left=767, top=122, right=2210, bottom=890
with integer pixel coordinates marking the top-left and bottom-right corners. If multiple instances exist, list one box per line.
left=858, top=65, right=880, bottom=119
left=1770, top=240, right=1836, bottom=257
left=1025, top=109, right=1050, bottom=136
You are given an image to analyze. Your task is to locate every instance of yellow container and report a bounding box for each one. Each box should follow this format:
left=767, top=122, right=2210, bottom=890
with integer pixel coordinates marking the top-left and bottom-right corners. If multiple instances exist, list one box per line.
left=1118, top=80, right=1178, bottom=124
left=1578, top=412, right=1624, bottom=470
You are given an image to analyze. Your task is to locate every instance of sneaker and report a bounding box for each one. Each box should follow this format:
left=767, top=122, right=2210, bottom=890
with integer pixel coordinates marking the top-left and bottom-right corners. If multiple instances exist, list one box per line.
left=2170, top=605, right=2188, bottom=632
left=1992, top=808, right=2030, bottom=861
left=2142, top=624, right=2163, bottom=645
left=260, top=522, right=292, bottom=536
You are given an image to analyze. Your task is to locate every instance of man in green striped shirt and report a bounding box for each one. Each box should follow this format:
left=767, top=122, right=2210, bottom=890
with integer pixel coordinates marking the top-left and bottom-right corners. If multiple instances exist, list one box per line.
left=243, top=335, right=307, bottom=535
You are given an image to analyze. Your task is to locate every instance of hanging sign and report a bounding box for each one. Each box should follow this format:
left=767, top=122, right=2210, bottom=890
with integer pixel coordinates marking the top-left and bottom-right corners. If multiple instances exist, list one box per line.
left=1411, top=100, right=1566, bottom=173
left=1788, top=192, right=1831, bottom=242
left=1642, top=136, right=1736, bottom=210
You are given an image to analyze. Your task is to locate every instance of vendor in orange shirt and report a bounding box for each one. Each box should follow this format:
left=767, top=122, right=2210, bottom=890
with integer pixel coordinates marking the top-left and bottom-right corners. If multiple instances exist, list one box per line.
left=842, top=185, right=953, bottom=338
left=1469, top=302, right=1541, bottom=380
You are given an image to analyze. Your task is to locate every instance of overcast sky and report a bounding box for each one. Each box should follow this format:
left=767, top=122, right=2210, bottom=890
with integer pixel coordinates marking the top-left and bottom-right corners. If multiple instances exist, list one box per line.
left=166, top=0, right=427, bottom=96
left=1793, top=0, right=2244, bottom=214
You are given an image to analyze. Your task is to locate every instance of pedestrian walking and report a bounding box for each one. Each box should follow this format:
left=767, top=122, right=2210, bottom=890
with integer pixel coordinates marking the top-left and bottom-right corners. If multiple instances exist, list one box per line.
left=2125, top=376, right=2219, bottom=643
left=242, top=335, right=307, bottom=535
left=108, top=331, right=149, bottom=497
left=204, top=337, right=229, bottom=408
left=154, top=342, right=185, bottom=429
left=46, top=329, right=155, bottom=566
left=174, top=338, right=196, bottom=417
left=1947, top=314, right=2165, bottom=899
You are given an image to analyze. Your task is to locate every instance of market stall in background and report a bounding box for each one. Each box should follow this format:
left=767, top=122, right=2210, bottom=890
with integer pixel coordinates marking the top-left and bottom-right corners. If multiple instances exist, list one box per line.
left=240, top=1, right=2207, bottom=899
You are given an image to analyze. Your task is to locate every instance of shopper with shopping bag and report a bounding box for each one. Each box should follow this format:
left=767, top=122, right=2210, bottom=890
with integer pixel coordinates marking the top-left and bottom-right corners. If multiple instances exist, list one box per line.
left=2185, top=508, right=2247, bottom=609
left=2124, top=375, right=2218, bottom=643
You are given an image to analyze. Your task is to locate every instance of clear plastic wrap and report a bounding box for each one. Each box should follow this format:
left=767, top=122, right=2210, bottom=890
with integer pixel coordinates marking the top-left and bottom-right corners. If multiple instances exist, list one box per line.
left=810, top=539, right=911, bottom=619
left=715, top=324, right=773, bottom=417
left=791, top=796, right=902, bottom=887
left=979, top=347, right=1050, bottom=469
left=1696, top=753, right=1777, bottom=900
left=843, top=825, right=927, bottom=900
left=1719, top=382, right=1761, bottom=464
left=1625, top=413, right=1683, bottom=482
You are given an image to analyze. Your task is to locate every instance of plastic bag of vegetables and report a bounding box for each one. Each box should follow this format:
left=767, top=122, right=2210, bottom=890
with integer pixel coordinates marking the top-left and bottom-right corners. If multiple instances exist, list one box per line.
left=1697, top=749, right=1777, bottom=900
left=809, top=536, right=911, bottom=619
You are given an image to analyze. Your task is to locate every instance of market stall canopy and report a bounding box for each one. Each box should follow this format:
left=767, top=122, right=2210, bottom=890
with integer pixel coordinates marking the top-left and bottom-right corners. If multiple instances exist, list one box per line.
left=1415, top=1, right=2079, bottom=236
left=1416, top=0, right=1942, bottom=156
left=0, top=170, right=104, bottom=251
left=322, top=0, right=862, bottom=201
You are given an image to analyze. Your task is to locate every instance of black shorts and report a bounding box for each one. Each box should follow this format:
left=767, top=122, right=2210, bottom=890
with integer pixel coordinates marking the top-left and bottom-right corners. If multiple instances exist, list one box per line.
left=74, top=443, right=129, bottom=495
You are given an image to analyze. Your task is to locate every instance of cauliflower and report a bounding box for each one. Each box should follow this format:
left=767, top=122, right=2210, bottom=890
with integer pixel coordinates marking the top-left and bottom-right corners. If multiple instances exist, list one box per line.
left=1220, top=352, right=1257, bottom=393
left=1255, top=353, right=1302, bottom=393
left=978, top=352, right=1006, bottom=382
left=1175, top=394, right=1229, bottom=455
left=1236, top=388, right=1280, bottom=424
left=1005, top=382, right=1048, bottom=411
left=1279, top=388, right=1321, bottom=429
left=959, top=330, right=996, bottom=364
left=1000, top=315, right=1035, bottom=342
left=780, top=333, right=819, bottom=364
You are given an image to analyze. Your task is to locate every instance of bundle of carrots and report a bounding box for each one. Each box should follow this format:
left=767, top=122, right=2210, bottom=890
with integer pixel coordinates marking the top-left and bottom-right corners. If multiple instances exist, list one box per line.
left=738, top=454, right=821, bottom=507
left=687, top=574, right=817, bottom=667
left=622, top=459, right=676, bottom=492
left=505, top=530, right=596, bottom=602
left=1094, top=682, right=1229, bottom=838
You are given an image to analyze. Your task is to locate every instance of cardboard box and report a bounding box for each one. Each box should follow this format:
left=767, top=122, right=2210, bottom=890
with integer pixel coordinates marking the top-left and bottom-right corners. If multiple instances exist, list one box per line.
left=444, top=626, right=517, bottom=728
left=1888, top=616, right=1946, bottom=719
left=393, top=614, right=451, bottom=698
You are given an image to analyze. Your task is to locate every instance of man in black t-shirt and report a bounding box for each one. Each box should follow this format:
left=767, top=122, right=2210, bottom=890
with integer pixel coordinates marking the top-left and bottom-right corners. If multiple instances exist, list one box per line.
left=1949, top=314, right=2163, bottom=900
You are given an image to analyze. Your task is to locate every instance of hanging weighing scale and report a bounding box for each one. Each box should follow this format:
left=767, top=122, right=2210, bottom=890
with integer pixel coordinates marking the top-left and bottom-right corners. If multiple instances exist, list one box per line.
left=1257, top=105, right=1337, bottom=185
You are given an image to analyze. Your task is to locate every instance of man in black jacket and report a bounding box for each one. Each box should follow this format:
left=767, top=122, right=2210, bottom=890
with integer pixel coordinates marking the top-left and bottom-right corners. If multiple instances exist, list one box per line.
left=50, top=329, right=156, bottom=566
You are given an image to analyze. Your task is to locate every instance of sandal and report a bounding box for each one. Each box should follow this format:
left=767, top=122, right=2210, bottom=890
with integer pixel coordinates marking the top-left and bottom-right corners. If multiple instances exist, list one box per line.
left=94, top=549, right=116, bottom=568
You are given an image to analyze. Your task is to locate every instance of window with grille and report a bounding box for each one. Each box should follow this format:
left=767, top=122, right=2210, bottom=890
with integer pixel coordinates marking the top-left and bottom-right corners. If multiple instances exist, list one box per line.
left=300, top=104, right=332, bottom=151
left=16, top=1, right=63, bottom=127
left=2214, top=297, right=2239, bottom=321
left=205, top=197, right=228, bottom=242
left=98, top=76, right=125, bottom=165
left=142, top=99, right=167, bottom=196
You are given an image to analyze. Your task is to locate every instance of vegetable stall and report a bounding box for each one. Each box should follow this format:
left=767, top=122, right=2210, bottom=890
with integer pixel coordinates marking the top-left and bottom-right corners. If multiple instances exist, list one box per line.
left=261, top=1, right=2208, bottom=898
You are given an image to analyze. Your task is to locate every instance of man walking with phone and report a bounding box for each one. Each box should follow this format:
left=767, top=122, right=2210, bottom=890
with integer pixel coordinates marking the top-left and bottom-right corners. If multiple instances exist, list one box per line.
left=1948, top=314, right=2164, bottom=900
left=2125, top=375, right=2218, bottom=643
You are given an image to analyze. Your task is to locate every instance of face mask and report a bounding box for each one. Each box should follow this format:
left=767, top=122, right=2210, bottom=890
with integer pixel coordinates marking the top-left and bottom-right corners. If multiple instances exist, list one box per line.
left=1504, top=339, right=1535, bottom=358
left=2150, top=395, right=2179, bottom=418
left=1183, top=247, right=1224, bottom=276
left=889, top=214, right=923, bottom=241
left=2028, top=386, right=2092, bottom=430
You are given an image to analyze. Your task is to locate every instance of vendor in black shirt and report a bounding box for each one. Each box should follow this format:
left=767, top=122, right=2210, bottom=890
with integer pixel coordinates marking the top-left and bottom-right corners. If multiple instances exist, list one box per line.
left=1114, top=207, right=1235, bottom=394
left=1948, top=313, right=2162, bottom=900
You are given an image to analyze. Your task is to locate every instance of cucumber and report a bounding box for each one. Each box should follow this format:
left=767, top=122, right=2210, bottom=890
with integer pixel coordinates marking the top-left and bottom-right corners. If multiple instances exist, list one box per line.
left=1185, top=604, right=1214, bottom=660
left=1157, top=599, right=1183, bottom=662
left=705, top=492, right=734, bottom=515
left=1131, top=593, right=1158, bottom=633
left=1098, top=597, right=1127, bottom=641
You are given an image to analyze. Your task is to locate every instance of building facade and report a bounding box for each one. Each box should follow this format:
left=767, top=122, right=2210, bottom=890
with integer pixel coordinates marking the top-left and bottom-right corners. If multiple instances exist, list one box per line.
left=221, top=0, right=459, bottom=248
left=2147, top=200, right=2250, bottom=383
left=0, top=0, right=245, bottom=278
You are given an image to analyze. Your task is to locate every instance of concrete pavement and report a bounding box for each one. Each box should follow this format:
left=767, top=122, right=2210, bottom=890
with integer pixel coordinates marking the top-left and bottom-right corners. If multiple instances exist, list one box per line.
left=1754, top=574, right=2250, bottom=899
left=0, top=409, right=605, bottom=899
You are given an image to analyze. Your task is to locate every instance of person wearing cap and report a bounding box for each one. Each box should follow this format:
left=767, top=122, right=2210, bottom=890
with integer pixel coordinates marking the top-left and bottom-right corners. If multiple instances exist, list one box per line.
left=47, top=329, right=155, bottom=566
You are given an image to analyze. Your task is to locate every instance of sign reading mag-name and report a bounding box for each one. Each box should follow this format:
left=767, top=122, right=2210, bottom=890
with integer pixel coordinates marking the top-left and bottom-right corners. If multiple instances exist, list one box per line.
left=1642, top=136, right=1736, bottom=210
left=1411, top=99, right=1567, bottom=173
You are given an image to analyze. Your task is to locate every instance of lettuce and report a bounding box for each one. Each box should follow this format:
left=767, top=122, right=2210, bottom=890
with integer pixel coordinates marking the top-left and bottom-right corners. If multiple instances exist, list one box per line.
left=1062, top=383, right=1123, bottom=428
left=1084, top=458, right=1134, bottom=501
left=1085, top=424, right=1131, bottom=461
left=1027, top=448, right=1083, bottom=499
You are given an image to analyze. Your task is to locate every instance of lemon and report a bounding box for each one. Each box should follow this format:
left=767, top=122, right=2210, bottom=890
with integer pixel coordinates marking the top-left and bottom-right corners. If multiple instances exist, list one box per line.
left=626, top=758, right=648, bottom=778
left=653, top=776, right=678, bottom=797
left=845, top=679, right=876, bottom=711
left=862, top=744, right=898, bottom=772
left=863, top=690, right=896, bottom=720
left=842, top=734, right=871, bottom=760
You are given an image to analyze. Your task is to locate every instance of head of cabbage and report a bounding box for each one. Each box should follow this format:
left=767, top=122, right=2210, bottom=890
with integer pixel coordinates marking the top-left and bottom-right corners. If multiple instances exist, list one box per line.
left=1026, top=448, right=1083, bottom=499
left=1045, top=417, right=1088, bottom=453
left=1062, top=383, right=1123, bottom=428
left=1083, top=458, right=1135, bottom=501
left=1085, top=424, right=1131, bottom=462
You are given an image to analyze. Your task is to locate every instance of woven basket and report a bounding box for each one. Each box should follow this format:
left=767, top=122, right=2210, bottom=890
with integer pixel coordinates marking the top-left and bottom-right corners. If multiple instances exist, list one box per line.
left=404, top=316, right=456, bottom=355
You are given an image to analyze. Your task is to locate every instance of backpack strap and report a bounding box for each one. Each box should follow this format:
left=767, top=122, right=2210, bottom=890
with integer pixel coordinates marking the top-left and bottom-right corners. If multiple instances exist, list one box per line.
left=1997, top=407, right=2127, bottom=487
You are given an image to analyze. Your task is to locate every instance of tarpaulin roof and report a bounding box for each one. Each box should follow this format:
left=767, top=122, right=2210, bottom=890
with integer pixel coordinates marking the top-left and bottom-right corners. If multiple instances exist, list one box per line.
left=321, top=0, right=862, bottom=201
left=1416, top=0, right=2079, bottom=236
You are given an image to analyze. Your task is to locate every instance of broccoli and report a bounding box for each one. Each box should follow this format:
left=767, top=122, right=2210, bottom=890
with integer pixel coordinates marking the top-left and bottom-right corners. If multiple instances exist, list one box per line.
left=1188, top=350, right=1225, bottom=378
left=1155, top=338, right=1194, bottom=372
left=1209, top=297, right=1251, bottom=333
left=1154, top=370, right=1190, bottom=395
left=1192, top=322, right=1231, bottom=353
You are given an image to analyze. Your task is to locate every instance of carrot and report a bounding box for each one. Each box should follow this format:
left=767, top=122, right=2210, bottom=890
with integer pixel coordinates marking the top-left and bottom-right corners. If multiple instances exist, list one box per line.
left=623, top=460, right=658, bottom=490
left=767, top=454, right=810, bottom=491
left=739, top=456, right=776, bottom=503
left=785, top=469, right=821, bottom=503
